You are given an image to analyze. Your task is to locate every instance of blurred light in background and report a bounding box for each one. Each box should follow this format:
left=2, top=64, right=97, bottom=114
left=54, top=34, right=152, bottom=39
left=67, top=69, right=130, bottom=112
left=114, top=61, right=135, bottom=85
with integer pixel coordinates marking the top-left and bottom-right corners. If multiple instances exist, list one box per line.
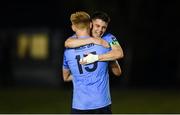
left=17, top=33, right=49, bottom=60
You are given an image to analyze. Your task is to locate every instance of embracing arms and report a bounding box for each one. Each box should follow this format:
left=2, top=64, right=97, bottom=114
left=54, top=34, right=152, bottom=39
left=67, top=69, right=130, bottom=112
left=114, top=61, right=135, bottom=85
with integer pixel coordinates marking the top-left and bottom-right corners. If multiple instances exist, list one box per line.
left=65, top=37, right=109, bottom=48
left=62, top=68, right=72, bottom=82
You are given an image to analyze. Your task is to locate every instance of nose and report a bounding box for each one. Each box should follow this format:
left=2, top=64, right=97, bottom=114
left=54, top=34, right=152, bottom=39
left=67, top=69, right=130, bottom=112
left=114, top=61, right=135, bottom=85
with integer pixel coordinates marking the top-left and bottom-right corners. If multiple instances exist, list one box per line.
left=99, top=27, right=103, bottom=31
left=98, top=27, right=104, bottom=33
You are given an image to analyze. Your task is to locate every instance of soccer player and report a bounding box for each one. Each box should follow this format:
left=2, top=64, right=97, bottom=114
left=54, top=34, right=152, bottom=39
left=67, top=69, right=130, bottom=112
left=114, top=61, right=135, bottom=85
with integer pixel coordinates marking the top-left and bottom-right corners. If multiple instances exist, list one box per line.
left=65, top=11, right=123, bottom=77
left=63, top=11, right=113, bottom=113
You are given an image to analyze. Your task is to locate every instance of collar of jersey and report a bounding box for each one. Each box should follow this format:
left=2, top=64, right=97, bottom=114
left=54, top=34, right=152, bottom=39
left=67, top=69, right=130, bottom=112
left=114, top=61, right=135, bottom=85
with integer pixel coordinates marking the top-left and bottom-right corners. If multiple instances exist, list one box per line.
left=78, top=36, right=91, bottom=39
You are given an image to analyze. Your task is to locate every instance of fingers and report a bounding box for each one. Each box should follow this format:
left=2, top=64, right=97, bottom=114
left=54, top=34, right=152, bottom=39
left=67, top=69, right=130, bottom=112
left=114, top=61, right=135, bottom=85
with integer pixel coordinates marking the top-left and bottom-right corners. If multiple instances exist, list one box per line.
left=79, top=58, right=87, bottom=65
left=101, top=39, right=109, bottom=48
left=79, top=54, right=99, bottom=65
left=92, top=37, right=110, bottom=48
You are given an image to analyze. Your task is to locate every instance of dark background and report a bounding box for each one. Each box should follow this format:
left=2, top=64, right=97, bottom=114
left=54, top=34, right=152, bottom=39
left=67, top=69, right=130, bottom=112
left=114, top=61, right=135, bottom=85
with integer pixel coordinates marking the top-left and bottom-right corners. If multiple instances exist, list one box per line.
left=0, top=0, right=180, bottom=113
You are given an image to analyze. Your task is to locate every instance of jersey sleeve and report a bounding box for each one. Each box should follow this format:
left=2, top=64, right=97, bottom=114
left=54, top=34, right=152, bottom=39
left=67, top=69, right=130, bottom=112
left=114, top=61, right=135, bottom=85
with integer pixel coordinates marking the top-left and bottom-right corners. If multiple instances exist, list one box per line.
left=103, top=33, right=120, bottom=47
left=63, top=50, right=69, bottom=70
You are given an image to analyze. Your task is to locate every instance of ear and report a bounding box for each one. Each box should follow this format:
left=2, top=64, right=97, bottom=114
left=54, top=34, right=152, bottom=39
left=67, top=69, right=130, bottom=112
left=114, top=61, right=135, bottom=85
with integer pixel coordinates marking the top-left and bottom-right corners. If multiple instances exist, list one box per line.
left=90, top=22, right=92, bottom=29
left=71, top=25, right=76, bottom=32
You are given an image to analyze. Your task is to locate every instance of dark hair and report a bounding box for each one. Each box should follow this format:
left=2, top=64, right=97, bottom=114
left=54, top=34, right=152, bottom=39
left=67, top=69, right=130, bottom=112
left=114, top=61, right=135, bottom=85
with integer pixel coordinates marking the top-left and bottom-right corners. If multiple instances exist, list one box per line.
left=91, top=11, right=110, bottom=23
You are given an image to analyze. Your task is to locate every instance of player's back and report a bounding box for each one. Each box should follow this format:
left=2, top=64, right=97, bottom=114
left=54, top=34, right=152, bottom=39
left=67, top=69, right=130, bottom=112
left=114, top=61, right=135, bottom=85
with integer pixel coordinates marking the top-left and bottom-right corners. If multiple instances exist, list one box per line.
left=64, top=39, right=111, bottom=110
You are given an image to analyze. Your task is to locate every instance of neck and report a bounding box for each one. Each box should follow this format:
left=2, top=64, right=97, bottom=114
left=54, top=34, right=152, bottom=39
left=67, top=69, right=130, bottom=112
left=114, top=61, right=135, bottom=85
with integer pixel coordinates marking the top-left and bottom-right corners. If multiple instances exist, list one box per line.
left=76, top=29, right=90, bottom=38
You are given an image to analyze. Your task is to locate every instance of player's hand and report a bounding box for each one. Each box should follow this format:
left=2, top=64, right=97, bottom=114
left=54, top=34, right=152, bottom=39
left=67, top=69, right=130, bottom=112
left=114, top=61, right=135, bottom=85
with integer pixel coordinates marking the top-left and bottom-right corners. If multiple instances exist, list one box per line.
left=79, top=53, right=99, bottom=65
left=91, top=37, right=110, bottom=48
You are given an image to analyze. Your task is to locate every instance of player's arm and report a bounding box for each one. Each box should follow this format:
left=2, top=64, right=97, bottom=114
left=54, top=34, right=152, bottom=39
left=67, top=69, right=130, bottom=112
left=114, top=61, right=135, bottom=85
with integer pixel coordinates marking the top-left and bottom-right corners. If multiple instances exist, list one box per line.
left=80, top=41, right=124, bottom=64
left=62, top=68, right=72, bottom=82
left=65, top=37, right=109, bottom=48
left=109, top=60, right=122, bottom=77
left=98, top=41, right=124, bottom=61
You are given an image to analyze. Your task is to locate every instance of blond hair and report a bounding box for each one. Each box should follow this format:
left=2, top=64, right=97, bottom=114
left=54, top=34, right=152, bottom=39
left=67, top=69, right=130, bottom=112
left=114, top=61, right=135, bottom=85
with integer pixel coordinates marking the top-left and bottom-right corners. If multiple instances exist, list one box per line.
left=70, top=11, right=91, bottom=29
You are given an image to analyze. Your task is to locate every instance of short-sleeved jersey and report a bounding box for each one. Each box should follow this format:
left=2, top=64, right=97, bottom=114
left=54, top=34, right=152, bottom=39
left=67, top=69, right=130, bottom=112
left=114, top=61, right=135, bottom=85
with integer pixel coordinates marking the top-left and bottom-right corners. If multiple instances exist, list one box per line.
left=63, top=36, right=111, bottom=110
left=102, top=33, right=120, bottom=48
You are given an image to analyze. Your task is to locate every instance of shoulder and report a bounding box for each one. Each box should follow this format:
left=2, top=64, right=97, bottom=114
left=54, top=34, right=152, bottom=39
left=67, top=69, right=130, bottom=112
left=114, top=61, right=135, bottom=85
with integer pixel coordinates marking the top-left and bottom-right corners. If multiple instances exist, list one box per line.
left=64, top=48, right=74, bottom=54
left=103, top=32, right=116, bottom=38
left=103, top=32, right=113, bottom=36
left=102, top=33, right=117, bottom=42
left=67, top=34, right=77, bottom=39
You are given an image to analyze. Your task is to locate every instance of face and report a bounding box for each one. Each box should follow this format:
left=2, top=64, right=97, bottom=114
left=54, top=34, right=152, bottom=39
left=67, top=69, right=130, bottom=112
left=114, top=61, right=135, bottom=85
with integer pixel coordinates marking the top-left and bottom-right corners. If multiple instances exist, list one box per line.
left=91, top=19, right=108, bottom=38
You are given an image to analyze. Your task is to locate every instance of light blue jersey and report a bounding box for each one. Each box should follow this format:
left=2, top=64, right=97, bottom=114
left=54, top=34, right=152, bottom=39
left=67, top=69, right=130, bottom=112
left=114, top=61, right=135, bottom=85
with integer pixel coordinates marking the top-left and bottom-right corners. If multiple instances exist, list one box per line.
left=102, top=33, right=120, bottom=48
left=63, top=33, right=119, bottom=110
left=63, top=36, right=111, bottom=110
